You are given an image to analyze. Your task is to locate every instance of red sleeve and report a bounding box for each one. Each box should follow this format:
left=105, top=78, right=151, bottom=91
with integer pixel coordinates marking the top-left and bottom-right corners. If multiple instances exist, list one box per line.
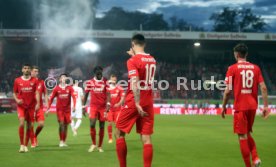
left=48, top=87, right=57, bottom=107
left=37, top=80, right=43, bottom=93
left=13, top=79, right=18, bottom=93
left=70, top=87, right=76, bottom=108
left=119, top=87, right=125, bottom=97
left=225, top=66, right=234, bottom=85
left=84, top=80, right=92, bottom=93
left=257, top=66, right=264, bottom=84
left=127, top=59, right=139, bottom=78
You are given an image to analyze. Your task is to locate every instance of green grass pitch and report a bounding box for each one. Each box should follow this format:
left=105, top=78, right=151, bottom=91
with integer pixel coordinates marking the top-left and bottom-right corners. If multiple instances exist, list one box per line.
left=0, top=114, right=275, bottom=167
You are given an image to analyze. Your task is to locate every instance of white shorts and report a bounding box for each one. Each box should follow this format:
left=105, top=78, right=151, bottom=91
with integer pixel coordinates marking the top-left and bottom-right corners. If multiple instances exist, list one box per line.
left=71, top=109, right=82, bottom=119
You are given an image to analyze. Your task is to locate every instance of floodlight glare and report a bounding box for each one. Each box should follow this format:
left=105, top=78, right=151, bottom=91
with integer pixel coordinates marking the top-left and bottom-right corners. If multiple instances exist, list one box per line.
left=80, top=41, right=100, bottom=52
left=194, top=42, right=201, bottom=47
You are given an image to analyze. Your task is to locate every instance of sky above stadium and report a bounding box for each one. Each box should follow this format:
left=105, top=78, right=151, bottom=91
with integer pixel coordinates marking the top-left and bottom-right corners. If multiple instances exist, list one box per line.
left=97, top=0, right=276, bottom=32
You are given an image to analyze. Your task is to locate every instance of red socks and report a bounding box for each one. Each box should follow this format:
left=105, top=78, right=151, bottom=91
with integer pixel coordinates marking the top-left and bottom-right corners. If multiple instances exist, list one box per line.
left=116, top=138, right=127, bottom=167
left=108, top=125, right=112, bottom=140
left=90, top=128, right=96, bottom=145
left=248, top=134, right=259, bottom=162
left=143, top=144, right=153, bottom=167
left=24, top=129, right=30, bottom=146
left=19, top=126, right=24, bottom=145
left=239, top=139, right=251, bottom=167
left=98, top=128, right=104, bottom=147
left=30, top=127, right=35, bottom=145
left=35, top=126, right=43, bottom=137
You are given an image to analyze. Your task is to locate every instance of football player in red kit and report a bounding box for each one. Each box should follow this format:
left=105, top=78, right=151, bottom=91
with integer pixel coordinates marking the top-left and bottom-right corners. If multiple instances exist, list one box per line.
left=31, top=66, right=48, bottom=147
left=47, top=74, right=76, bottom=147
left=83, top=66, right=110, bottom=153
left=13, top=64, right=40, bottom=153
left=115, top=34, right=156, bottom=167
left=107, top=74, right=125, bottom=143
left=222, top=43, right=269, bottom=167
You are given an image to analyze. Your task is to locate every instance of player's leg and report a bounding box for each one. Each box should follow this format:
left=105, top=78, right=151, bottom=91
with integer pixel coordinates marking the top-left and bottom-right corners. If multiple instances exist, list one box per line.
left=63, top=123, right=68, bottom=146
left=59, top=121, right=65, bottom=147
left=88, top=118, right=97, bottom=152
left=107, top=112, right=113, bottom=143
left=247, top=110, right=261, bottom=166
left=141, top=135, right=153, bottom=167
left=234, top=111, right=251, bottom=167
left=115, top=129, right=127, bottom=167
left=138, top=106, right=154, bottom=167
left=98, top=120, right=105, bottom=152
left=18, top=117, right=25, bottom=153
left=73, top=109, right=83, bottom=135
left=75, top=118, right=82, bottom=131
left=70, top=111, right=76, bottom=134
left=34, top=120, right=44, bottom=146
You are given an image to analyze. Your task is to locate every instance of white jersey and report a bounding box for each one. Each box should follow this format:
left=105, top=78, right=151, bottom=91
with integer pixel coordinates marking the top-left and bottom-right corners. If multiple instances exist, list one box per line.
left=71, top=85, right=84, bottom=110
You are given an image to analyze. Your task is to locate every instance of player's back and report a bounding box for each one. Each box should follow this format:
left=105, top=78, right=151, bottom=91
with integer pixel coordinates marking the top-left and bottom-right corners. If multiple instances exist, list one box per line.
left=126, top=53, right=156, bottom=107
left=226, top=61, right=264, bottom=111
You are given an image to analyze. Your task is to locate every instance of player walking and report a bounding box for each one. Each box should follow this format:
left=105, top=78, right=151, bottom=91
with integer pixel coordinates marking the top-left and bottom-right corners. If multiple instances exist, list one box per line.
left=13, top=64, right=40, bottom=153
left=31, top=66, right=48, bottom=147
left=70, top=80, right=84, bottom=136
left=222, top=43, right=269, bottom=167
left=83, top=66, right=110, bottom=153
left=47, top=74, right=76, bottom=147
left=115, top=34, right=156, bottom=167
left=107, top=74, right=125, bottom=143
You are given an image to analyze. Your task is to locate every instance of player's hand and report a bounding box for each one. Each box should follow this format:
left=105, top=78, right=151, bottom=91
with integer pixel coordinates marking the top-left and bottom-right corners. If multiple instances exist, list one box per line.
left=16, top=99, right=23, bottom=105
left=45, top=109, right=50, bottom=117
left=127, top=48, right=135, bottom=56
left=82, top=108, right=87, bottom=117
left=114, top=103, right=120, bottom=108
left=35, top=104, right=40, bottom=112
left=262, top=106, right=270, bottom=119
left=221, top=108, right=226, bottom=119
left=135, top=103, right=148, bottom=117
left=72, top=107, right=76, bottom=113
left=104, top=111, right=108, bottom=119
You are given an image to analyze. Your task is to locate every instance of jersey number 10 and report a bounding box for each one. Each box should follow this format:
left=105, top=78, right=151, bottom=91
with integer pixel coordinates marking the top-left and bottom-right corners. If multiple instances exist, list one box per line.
left=240, top=70, right=254, bottom=88
left=145, top=64, right=156, bottom=85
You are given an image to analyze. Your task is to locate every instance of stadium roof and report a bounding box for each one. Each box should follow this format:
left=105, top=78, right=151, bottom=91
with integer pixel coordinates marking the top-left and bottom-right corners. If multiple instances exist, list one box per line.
left=1, top=29, right=276, bottom=41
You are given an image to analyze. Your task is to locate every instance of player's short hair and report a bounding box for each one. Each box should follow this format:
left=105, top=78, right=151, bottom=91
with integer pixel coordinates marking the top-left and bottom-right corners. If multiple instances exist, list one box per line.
left=110, top=74, right=117, bottom=78
left=93, top=66, right=103, bottom=73
left=31, top=65, right=39, bottom=70
left=233, top=43, right=248, bottom=58
left=60, top=73, right=68, bottom=78
left=132, top=34, right=146, bottom=46
left=22, top=63, right=31, bottom=68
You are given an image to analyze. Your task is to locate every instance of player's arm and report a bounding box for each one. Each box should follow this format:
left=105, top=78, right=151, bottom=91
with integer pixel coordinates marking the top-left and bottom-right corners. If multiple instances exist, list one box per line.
left=131, top=76, right=148, bottom=117
left=82, top=92, right=89, bottom=117
left=106, top=91, right=111, bottom=112
left=222, top=85, right=231, bottom=119
left=13, top=79, right=23, bottom=105
left=260, top=82, right=269, bottom=119
left=44, top=89, right=49, bottom=109
left=35, top=90, right=40, bottom=112
left=70, top=88, right=76, bottom=112
left=115, top=89, right=125, bottom=107
left=47, top=88, right=57, bottom=115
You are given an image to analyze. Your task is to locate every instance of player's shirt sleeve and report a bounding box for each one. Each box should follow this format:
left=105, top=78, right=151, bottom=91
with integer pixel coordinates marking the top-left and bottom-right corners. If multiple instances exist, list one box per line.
left=127, top=58, right=139, bottom=78
left=257, top=66, right=264, bottom=84
left=48, top=87, right=57, bottom=107
left=225, top=66, right=234, bottom=86
left=36, top=80, right=43, bottom=93
left=13, top=79, right=19, bottom=93
left=119, top=86, right=125, bottom=97
left=84, top=80, right=92, bottom=93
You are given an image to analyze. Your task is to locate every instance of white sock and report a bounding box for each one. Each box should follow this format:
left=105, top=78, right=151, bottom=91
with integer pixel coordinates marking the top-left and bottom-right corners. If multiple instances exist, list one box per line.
left=74, top=119, right=82, bottom=130
left=71, top=119, right=75, bottom=131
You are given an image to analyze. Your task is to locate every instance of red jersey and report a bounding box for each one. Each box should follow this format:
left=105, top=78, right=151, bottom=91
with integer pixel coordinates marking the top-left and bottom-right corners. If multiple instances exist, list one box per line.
left=49, top=85, right=76, bottom=111
left=108, top=85, right=125, bottom=112
left=36, top=79, right=46, bottom=108
left=125, top=53, right=156, bottom=107
left=85, top=77, right=108, bottom=107
left=13, top=76, right=38, bottom=109
left=225, top=61, right=264, bottom=111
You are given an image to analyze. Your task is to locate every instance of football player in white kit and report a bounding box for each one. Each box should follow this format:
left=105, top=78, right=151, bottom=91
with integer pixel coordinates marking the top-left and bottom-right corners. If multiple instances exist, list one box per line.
left=71, top=80, right=84, bottom=136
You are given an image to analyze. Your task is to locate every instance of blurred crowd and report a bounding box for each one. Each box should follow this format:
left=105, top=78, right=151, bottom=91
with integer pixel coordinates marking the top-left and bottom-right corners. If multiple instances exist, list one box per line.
left=0, top=59, right=275, bottom=100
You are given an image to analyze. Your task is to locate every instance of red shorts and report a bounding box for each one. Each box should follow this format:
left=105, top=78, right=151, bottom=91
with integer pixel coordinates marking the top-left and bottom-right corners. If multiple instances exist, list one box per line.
left=234, top=110, right=256, bottom=134
left=107, top=110, right=120, bottom=122
left=116, top=104, right=154, bottom=135
left=89, top=106, right=106, bottom=122
left=57, top=109, right=71, bottom=124
left=17, top=106, right=35, bottom=122
left=35, top=107, right=45, bottom=122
